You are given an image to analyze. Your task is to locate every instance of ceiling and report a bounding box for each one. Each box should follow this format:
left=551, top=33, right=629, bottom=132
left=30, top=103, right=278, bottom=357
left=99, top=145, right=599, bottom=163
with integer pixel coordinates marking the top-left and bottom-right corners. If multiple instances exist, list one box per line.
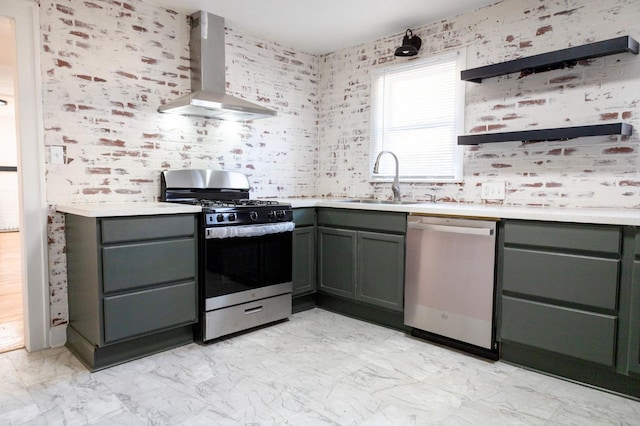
left=142, top=0, right=498, bottom=55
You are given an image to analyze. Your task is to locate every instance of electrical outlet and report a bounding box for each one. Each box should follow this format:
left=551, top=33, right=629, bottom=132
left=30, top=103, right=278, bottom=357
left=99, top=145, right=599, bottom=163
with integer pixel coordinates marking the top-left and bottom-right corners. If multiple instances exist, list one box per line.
left=50, top=145, right=65, bottom=165
left=481, top=182, right=505, bottom=200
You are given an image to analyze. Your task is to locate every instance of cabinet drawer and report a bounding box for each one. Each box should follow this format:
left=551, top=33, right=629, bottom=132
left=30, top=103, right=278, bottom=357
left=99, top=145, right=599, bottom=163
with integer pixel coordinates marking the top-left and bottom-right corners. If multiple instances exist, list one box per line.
left=503, top=247, right=619, bottom=310
left=103, top=281, right=197, bottom=343
left=501, top=296, right=616, bottom=366
left=293, top=208, right=316, bottom=227
left=101, top=215, right=195, bottom=244
left=504, top=221, right=621, bottom=254
left=317, top=209, right=406, bottom=233
left=102, top=238, right=196, bottom=293
left=205, top=294, right=291, bottom=341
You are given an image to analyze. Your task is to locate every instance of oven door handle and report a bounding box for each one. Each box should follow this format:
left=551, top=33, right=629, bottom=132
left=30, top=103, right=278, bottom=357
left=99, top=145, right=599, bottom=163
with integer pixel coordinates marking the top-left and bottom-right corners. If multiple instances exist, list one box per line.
left=206, top=222, right=295, bottom=239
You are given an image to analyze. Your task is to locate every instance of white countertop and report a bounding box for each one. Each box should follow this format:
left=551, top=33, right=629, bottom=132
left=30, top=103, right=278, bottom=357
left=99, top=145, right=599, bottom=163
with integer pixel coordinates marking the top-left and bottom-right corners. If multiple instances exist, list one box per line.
left=274, top=198, right=640, bottom=226
left=56, top=202, right=202, bottom=217
left=56, top=199, right=640, bottom=226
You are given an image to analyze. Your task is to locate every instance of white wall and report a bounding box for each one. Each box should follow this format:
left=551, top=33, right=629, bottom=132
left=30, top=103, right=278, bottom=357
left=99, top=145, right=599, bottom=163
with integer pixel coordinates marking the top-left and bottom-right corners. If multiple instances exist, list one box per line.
left=0, top=15, right=19, bottom=231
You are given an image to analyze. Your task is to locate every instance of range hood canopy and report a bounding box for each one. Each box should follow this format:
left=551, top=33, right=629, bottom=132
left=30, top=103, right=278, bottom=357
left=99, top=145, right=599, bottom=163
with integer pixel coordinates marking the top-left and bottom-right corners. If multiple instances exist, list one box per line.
left=158, top=11, right=277, bottom=121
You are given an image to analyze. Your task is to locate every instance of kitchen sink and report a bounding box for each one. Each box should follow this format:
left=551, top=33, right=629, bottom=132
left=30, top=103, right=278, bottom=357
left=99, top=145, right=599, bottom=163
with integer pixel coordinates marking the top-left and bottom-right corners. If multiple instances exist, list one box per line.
left=341, top=199, right=422, bottom=205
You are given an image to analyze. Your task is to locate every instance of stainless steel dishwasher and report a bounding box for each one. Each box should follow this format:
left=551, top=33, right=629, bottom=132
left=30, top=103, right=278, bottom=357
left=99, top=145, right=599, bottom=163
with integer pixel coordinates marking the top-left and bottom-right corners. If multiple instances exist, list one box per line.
left=404, top=215, right=499, bottom=360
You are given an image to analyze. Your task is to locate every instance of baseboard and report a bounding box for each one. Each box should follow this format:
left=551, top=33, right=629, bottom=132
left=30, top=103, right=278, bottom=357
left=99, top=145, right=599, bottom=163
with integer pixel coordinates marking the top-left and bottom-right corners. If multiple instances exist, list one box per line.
left=49, top=324, right=67, bottom=348
left=316, top=293, right=410, bottom=332
left=501, top=341, right=640, bottom=400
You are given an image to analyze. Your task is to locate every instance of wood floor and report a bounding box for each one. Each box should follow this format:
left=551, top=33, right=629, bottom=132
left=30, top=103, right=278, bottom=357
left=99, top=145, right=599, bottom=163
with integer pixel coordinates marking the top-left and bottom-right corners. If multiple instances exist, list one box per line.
left=0, top=231, right=24, bottom=353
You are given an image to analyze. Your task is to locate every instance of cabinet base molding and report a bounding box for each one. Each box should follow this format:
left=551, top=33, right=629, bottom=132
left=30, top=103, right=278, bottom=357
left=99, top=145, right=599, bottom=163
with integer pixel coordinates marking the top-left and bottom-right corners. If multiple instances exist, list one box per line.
left=292, top=293, right=316, bottom=313
left=66, top=325, right=194, bottom=371
left=501, top=342, right=640, bottom=400
left=316, top=293, right=409, bottom=332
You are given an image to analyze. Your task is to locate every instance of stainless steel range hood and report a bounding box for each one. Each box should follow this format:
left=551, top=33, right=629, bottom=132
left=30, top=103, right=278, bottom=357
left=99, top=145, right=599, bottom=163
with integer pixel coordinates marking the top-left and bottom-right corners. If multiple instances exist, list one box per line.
left=158, top=11, right=277, bottom=121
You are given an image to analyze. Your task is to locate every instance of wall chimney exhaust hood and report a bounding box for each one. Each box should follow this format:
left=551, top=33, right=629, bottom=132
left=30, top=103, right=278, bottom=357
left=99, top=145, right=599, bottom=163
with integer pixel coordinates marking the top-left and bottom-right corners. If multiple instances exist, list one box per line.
left=158, top=11, right=277, bottom=121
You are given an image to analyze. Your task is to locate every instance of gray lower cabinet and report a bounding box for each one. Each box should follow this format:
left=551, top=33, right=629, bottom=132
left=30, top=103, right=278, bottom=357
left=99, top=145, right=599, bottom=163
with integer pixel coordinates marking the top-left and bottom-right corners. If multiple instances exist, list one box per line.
left=629, top=229, right=640, bottom=374
left=499, top=219, right=640, bottom=398
left=292, top=208, right=316, bottom=297
left=65, top=213, right=198, bottom=371
left=500, top=220, right=621, bottom=365
left=317, top=208, right=405, bottom=312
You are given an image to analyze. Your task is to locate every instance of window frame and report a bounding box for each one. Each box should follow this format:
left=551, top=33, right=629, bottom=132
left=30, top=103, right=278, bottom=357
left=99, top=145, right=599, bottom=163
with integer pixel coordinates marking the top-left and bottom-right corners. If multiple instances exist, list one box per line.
left=369, top=49, right=466, bottom=183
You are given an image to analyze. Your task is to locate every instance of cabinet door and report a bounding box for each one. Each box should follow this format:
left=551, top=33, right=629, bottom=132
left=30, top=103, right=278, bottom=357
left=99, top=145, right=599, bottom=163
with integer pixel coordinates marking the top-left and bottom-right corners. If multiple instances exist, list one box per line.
left=629, top=231, right=640, bottom=374
left=293, top=226, right=316, bottom=296
left=317, top=227, right=357, bottom=299
left=357, top=231, right=405, bottom=311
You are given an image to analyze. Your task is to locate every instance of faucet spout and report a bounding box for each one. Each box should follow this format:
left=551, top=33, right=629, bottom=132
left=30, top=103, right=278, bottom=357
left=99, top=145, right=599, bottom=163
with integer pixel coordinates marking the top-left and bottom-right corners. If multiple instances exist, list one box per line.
left=373, top=151, right=401, bottom=202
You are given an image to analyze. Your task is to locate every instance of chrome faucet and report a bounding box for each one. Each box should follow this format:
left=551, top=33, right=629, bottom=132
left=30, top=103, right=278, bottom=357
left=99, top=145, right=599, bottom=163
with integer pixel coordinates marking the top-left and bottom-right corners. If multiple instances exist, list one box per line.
left=373, top=151, right=401, bottom=202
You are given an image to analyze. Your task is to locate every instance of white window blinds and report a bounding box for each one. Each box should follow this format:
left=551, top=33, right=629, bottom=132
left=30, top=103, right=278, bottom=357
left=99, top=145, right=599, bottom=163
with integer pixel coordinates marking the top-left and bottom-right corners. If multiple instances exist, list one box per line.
left=370, top=51, right=465, bottom=182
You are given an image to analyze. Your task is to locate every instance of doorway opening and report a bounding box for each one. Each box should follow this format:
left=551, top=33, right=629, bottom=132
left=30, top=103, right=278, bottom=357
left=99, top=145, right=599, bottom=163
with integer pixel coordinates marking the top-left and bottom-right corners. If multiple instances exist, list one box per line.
left=0, top=231, right=23, bottom=353
left=0, top=15, right=24, bottom=353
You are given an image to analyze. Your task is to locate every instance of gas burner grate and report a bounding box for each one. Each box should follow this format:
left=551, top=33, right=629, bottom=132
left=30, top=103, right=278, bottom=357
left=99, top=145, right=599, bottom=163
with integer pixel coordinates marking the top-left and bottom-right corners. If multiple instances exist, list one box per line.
left=196, top=199, right=281, bottom=208
left=231, top=199, right=280, bottom=207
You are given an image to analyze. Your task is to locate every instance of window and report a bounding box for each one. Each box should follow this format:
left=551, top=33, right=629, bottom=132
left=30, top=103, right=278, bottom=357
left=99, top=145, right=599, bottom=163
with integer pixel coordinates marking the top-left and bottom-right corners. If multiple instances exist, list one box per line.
left=370, top=50, right=465, bottom=182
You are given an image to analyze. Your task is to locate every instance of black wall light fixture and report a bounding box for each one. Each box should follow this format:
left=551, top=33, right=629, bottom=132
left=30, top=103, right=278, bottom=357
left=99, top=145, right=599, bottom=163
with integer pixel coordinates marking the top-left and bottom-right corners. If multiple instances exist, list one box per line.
left=0, top=99, right=7, bottom=106
left=395, top=29, right=422, bottom=57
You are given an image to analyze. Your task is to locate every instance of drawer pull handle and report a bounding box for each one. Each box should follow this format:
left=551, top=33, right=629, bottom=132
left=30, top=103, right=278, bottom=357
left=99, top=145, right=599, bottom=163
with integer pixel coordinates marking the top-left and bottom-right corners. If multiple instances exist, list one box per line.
left=245, top=306, right=263, bottom=314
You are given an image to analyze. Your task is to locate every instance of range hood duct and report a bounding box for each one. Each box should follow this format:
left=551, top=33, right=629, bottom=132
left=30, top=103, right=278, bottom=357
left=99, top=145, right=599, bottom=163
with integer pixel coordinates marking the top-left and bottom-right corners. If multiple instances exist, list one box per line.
left=158, top=11, right=277, bottom=121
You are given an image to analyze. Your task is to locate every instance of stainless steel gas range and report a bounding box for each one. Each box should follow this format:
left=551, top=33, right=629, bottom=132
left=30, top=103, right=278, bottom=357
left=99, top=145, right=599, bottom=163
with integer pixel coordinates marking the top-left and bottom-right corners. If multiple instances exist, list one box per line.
left=161, top=169, right=293, bottom=342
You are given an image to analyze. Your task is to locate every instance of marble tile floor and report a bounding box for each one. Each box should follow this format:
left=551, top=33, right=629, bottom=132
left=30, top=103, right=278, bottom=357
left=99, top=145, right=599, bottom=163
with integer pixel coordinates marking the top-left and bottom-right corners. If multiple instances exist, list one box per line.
left=1, top=308, right=639, bottom=425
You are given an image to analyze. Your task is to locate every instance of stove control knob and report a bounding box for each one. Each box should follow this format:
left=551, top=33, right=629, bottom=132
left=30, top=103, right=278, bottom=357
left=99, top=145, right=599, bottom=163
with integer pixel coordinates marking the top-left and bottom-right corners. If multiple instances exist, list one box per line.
left=249, top=211, right=258, bottom=221
left=268, top=211, right=276, bottom=220
left=277, top=210, right=286, bottom=219
left=216, top=214, right=224, bottom=222
left=228, top=213, right=236, bottom=222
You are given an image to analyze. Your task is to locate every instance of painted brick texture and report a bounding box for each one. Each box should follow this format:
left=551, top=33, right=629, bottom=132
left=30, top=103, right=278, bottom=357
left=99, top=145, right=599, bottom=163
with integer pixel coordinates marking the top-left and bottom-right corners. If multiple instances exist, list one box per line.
left=318, top=0, right=640, bottom=208
left=40, top=0, right=319, bottom=326
left=41, top=0, right=640, bottom=328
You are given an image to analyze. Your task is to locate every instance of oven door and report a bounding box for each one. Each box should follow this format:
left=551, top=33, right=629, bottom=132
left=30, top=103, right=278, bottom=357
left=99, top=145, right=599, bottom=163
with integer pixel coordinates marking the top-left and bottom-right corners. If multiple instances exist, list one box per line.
left=203, top=222, right=294, bottom=311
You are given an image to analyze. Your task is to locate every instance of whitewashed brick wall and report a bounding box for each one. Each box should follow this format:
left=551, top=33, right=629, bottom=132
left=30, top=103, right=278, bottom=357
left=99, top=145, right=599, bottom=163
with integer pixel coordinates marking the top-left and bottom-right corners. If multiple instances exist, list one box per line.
left=40, top=0, right=319, bottom=326
left=40, top=0, right=640, bottom=328
left=318, top=0, right=640, bottom=208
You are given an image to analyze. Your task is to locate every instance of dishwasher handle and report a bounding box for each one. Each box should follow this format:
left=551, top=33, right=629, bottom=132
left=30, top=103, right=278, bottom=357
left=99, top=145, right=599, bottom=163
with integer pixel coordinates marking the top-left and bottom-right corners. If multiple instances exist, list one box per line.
left=408, top=221, right=494, bottom=236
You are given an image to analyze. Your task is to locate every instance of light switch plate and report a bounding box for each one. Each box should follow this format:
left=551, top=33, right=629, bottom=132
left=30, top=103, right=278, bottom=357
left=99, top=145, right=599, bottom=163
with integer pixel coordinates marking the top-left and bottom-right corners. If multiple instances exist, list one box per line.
left=50, top=145, right=65, bottom=165
left=481, top=182, right=505, bottom=200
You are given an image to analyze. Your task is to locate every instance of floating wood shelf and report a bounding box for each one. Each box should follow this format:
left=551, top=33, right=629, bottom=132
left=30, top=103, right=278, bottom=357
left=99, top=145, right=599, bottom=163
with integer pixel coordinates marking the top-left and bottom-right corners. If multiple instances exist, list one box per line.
left=461, top=36, right=639, bottom=83
left=457, top=123, right=633, bottom=145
